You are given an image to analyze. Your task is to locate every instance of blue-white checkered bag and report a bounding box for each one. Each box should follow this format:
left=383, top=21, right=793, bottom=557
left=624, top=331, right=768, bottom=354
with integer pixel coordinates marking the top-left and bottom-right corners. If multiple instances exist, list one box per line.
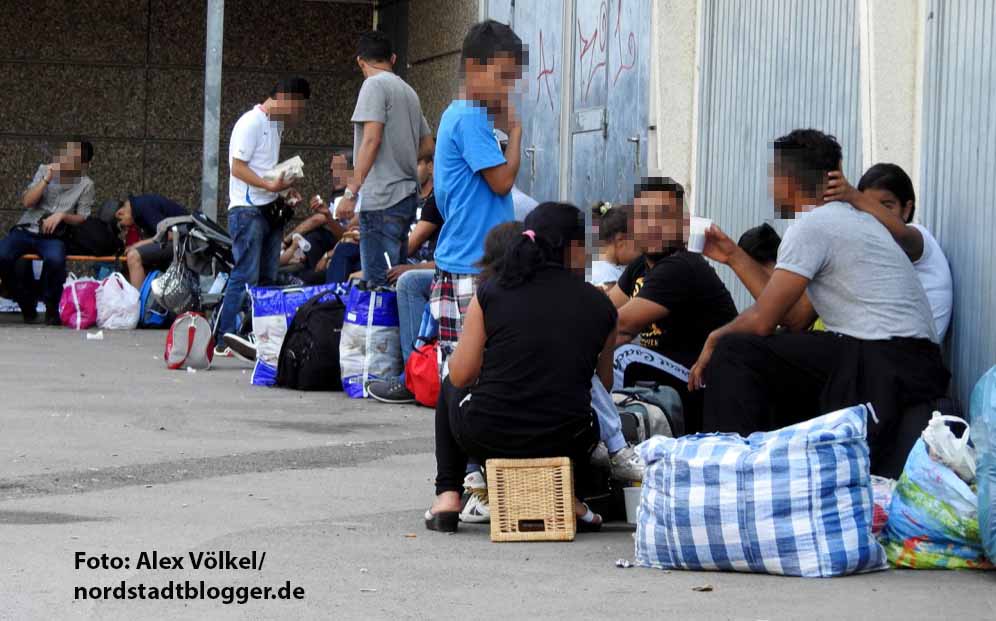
left=635, top=405, right=887, bottom=577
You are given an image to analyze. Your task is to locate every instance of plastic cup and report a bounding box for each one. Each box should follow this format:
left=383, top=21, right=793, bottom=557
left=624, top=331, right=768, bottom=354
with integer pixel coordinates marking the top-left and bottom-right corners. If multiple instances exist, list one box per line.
left=687, top=216, right=713, bottom=253
left=623, top=484, right=642, bottom=525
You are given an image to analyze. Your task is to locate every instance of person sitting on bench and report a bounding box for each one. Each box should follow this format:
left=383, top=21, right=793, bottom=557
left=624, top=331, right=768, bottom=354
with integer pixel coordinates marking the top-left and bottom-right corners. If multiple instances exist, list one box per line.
left=0, top=139, right=95, bottom=324
left=425, top=202, right=617, bottom=533
left=114, top=194, right=188, bottom=289
left=687, top=129, right=950, bottom=478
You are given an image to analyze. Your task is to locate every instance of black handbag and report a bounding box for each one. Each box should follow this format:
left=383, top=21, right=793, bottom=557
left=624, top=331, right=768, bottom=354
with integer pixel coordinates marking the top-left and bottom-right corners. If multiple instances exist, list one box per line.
left=260, top=197, right=295, bottom=230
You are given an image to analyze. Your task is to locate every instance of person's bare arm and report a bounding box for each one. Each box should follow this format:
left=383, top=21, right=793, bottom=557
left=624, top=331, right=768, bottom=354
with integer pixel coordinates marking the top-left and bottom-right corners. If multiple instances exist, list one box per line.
left=22, top=166, right=54, bottom=208
left=448, top=296, right=487, bottom=388
left=349, top=121, right=384, bottom=193
left=480, top=125, right=521, bottom=196
left=825, top=171, right=924, bottom=261
left=703, top=223, right=816, bottom=332
left=688, top=269, right=811, bottom=390
left=231, top=159, right=291, bottom=193
left=616, top=297, right=669, bottom=347
left=597, top=326, right=618, bottom=390
left=606, top=284, right=630, bottom=309
left=40, top=211, right=84, bottom=234
left=407, top=221, right=439, bottom=256
left=418, top=134, right=435, bottom=162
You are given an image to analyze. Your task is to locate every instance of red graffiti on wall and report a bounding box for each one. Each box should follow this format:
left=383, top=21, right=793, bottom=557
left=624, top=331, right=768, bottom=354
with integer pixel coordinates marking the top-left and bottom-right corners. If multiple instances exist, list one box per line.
left=612, top=0, right=637, bottom=85
left=536, top=29, right=557, bottom=112
left=576, top=1, right=609, bottom=104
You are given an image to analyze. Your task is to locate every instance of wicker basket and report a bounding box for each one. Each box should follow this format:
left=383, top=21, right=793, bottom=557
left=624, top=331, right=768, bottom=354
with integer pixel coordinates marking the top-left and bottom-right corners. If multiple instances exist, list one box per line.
left=485, top=457, right=576, bottom=542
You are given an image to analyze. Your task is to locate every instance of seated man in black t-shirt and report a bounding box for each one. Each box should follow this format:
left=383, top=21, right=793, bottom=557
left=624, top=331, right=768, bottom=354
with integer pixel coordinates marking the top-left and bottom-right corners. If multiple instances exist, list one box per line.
left=606, top=178, right=738, bottom=433
left=115, top=193, right=188, bottom=289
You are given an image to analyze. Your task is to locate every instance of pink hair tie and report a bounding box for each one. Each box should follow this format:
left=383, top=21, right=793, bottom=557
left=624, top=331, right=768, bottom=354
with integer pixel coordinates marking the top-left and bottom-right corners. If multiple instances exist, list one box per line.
left=522, top=230, right=536, bottom=242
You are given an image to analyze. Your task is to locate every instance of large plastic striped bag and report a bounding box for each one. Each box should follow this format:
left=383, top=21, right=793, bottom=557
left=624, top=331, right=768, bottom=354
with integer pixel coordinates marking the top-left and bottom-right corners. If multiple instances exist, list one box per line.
left=635, top=405, right=887, bottom=577
left=339, top=287, right=402, bottom=398
left=248, top=283, right=349, bottom=386
left=883, top=437, right=993, bottom=570
left=972, top=366, right=996, bottom=562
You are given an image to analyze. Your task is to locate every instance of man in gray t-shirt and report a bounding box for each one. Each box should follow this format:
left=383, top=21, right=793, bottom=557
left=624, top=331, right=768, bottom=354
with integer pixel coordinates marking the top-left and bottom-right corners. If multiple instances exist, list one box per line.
left=0, top=139, right=95, bottom=324
left=339, top=31, right=433, bottom=288
left=687, top=129, right=948, bottom=477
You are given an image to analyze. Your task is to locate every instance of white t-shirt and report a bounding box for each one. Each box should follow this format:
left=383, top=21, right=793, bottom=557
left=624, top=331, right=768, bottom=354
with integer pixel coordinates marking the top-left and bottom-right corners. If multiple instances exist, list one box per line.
left=229, top=106, right=282, bottom=209
left=589, top=260, right=625, bottom=285
left=512, top=186, right=539, bottom=221
left=911, top=224, right=953, bottom=340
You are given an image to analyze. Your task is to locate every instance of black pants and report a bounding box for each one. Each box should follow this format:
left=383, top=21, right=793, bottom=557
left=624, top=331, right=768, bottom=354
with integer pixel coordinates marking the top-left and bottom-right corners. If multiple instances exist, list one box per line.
left=434, top=379, right=599, bottom=496
left=703, top=331, right=950, bottom=477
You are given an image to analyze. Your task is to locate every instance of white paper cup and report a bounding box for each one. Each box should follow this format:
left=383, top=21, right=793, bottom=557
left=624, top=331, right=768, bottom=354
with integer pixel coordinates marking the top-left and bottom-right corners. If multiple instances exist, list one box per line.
left=687, top=216, right=713, bottom=253
left=623, top=485, right=642, bottom=525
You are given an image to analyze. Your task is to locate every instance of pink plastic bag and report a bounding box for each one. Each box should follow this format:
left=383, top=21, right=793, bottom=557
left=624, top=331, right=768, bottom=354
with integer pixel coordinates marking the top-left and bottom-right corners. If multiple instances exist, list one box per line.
left=59, top=275, right=100, bottom=330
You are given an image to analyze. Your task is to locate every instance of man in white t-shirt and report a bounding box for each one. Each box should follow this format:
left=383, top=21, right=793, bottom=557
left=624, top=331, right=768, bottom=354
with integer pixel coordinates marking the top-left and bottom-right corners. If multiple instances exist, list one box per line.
left=825, top=162, right=953, bottom=340
left=217, top=77, right=309, bottom=360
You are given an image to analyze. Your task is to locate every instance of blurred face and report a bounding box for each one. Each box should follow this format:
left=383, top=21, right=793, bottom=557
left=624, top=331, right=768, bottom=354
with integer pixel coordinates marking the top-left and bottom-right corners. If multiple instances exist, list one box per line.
left=115, top=201, right=134, bottom=227
left=272, top=93, right=307, bottom=124
left=330, top=154, right=350, bottom=189
left=464, top=53, right=522, bottom=111
left=633, top=191, right=688, bottom=254
left=417, top=158, right=433, bottom=186
left=56, top=142, right=84, bottom=175
left=769, top=160, right=802, bottom=218
left=567, top=240, right=587, bottom=272
left=864, top=188, right=914, bottom=223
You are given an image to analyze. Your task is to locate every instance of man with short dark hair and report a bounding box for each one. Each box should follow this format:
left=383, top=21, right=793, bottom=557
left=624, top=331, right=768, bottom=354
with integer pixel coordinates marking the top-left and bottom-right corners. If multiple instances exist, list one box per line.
left=0, top=139, right=95, bottom=324
left=688, top=129, right=949, bottom=477
left=218, top=77, right=309, bottom=360
left=336, top=30, right=434, bottom=288
left=114, top=194, right=188, bottom=289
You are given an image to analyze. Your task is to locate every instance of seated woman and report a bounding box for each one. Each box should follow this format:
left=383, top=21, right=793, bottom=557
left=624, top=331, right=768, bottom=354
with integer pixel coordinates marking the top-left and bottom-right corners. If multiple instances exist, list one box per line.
left=425, top=202, right=618, bottom=533
left=115, top=194, right=188, bottom=289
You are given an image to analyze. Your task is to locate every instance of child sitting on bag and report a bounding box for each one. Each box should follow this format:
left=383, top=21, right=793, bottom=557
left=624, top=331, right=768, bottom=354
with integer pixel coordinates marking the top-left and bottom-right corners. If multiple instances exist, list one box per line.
left=425, top=202, right=618, bottom=533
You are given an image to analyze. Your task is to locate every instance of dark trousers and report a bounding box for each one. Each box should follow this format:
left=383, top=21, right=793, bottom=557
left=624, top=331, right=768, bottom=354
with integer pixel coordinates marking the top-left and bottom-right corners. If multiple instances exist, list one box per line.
left=434, top=379, right=599, bottom=496
left=0, top=228, right=67, bottom=310
left=324, top=241, right=361, bottom=284
left=703, top=331, right=950, bottom=477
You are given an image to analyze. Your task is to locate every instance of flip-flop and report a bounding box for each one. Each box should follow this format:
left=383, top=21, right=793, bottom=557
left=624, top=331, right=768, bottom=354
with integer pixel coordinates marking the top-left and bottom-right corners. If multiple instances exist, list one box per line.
left=424, top=509, right=459, bottom=533
left=576, top=503, right=603, bottom=533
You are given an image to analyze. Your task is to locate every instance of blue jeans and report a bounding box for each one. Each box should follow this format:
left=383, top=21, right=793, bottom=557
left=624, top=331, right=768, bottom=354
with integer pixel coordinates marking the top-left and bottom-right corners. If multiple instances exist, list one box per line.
left=592, top=375, right=626, bottom=453
left=359, top=194, right=417, bottom=288
left=0, top=228, right=67, bottom=309
left=325, top=241, right=361, bottom=284
left=217, top=207, right=282, bottom=336
left=396, top=267, right=435, bottom=362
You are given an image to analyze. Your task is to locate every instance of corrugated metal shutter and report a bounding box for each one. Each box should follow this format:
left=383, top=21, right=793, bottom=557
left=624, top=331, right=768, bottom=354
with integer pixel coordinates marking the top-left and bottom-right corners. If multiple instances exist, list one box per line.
left=694, top=0, right=864, bottom=309
left=920, top=0, right=996, bottom=406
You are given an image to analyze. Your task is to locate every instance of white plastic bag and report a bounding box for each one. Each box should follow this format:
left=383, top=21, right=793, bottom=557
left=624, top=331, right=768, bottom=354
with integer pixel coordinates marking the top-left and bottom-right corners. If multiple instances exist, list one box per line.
left=96, top=272, right=140, bottom=330
left=922, top=412, right=976, bottom=483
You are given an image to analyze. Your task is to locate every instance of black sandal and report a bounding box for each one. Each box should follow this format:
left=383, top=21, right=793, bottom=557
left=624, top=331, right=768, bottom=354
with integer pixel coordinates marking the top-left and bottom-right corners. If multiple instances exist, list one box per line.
left=424, top=509, right=459, bottom=533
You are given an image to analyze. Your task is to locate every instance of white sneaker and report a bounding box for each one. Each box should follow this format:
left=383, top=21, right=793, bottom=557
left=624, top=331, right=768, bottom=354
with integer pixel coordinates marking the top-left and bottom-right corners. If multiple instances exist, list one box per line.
left=590, top=442, right=611, bottom=468
left=459, top=470, right=490, bottom=523
left=609, top=446, right=645, bottom=482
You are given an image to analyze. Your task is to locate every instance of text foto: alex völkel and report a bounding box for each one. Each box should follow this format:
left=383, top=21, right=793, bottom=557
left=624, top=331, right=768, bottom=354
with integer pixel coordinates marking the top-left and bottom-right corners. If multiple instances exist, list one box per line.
left=76, top=550, right=266, bottom=571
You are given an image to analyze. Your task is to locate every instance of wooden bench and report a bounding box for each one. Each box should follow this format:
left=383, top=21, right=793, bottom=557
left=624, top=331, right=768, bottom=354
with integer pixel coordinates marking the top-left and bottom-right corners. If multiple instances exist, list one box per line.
left=21, top=254, right=123, bottom=263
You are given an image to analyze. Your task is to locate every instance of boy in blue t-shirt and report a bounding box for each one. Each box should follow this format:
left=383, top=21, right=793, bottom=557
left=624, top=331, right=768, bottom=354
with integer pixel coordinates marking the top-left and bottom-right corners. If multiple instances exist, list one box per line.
left=430, top=20, right=525, bottom=373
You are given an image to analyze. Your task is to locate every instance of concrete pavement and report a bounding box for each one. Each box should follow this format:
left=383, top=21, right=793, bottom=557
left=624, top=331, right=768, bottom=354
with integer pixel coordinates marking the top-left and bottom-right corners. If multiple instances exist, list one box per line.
left=1, top=319, right=994, bottom=620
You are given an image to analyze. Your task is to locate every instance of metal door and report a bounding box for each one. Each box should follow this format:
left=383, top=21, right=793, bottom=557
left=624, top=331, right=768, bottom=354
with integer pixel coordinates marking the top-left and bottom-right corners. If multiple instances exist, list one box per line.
left=694, top=0, right=864, bottom=310
left=919, top=0, right=996, bottom=405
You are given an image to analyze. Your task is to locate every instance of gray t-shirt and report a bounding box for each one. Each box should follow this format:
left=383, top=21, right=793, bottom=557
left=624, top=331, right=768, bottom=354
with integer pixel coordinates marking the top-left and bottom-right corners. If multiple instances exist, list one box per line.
left=17, top=164, right=95, bottom=233
left=776, top=201, right=937, bottom=342
left=352, top=71, right=431, bottom=211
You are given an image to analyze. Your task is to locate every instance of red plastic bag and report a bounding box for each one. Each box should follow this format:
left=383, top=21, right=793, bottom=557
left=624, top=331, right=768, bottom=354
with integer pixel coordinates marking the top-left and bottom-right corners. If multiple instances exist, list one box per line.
left=405, top=341, right=440, bottom=407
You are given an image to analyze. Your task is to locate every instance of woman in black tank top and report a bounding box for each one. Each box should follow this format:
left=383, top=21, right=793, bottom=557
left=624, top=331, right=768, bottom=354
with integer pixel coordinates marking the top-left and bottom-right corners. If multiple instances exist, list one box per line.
left=424, top=203, right=618, bottom=533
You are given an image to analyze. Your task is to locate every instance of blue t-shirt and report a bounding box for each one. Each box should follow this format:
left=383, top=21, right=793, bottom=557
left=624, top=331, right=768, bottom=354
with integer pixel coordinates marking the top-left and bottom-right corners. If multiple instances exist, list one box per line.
left=433, top=100, right=514, bottom=274
left=129, top=194, right=188, bottom=238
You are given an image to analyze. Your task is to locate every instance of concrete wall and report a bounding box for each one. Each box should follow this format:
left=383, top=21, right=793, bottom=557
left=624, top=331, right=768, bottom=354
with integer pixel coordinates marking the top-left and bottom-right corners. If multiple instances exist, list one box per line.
left=405, top=0, right=480, bottom=132
left=0, top=0, right=373, bottom=230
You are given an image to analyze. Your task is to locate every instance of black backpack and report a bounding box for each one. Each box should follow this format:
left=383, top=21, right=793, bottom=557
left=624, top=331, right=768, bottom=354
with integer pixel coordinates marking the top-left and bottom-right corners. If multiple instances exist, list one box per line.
left=66, top=217, right=123, bottom=256
left=276, top=290, right=346, bottom=391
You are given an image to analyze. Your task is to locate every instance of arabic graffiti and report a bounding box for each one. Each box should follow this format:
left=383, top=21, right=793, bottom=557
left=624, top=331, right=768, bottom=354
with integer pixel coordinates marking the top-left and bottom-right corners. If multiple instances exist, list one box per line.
left=536, top=29, right=557, bottom=112
left=576, top=0, right=639, bottom=102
